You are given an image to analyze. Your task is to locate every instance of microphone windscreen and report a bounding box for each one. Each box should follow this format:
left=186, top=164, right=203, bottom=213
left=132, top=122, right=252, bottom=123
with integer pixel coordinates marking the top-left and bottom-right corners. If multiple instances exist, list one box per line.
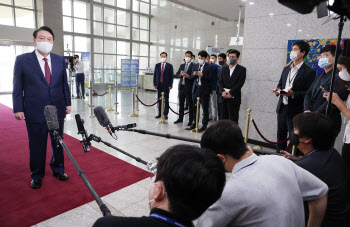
left=44, top=105, right=59, bottom=131
left=75, top=114, right=85, bottom=133
left=94, top=106, right=110, bottom=127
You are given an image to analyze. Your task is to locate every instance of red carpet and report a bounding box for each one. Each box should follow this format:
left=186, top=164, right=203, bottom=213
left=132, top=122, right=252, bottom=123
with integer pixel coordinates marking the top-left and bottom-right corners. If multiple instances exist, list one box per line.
left=0, top=103, right=149, bottom=227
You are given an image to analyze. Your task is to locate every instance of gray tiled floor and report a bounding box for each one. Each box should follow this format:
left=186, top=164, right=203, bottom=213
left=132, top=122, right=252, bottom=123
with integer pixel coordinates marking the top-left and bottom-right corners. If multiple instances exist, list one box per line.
left=0, top=86, right=272, bottom=227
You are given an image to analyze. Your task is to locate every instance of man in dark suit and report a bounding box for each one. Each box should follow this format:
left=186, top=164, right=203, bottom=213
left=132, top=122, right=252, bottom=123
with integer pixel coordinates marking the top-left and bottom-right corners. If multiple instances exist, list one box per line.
left=281, top=113, right=350, bottom=226
left=92, top=145, right=226, bottom=227
left=273, top=41, right=315, bottom=152
left=12, top=26, right=71, bottom=189
left=174, top=51, right=194, bottom=126
left=218, top=49, right=246, bottom=124
left=153, top=52, right=174, bottom=120
left=187, top=51, right=213, bottom=132
left=304, top=45, right=343, bottom=138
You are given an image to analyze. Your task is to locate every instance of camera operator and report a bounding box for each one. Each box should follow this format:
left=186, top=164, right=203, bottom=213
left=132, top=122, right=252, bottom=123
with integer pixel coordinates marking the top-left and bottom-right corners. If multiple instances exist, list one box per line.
left=281, top=112, right=350, bottom=226
left=92, top=145, right=226, bottom=227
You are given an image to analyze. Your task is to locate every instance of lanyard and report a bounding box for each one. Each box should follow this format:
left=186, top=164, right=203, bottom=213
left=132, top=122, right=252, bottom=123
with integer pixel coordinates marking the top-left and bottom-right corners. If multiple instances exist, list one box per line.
left=150, top=213, right=187, bottom=227
left=305, top=150, right=316, bottom=157
left=287, top=67, right=299, bottom=85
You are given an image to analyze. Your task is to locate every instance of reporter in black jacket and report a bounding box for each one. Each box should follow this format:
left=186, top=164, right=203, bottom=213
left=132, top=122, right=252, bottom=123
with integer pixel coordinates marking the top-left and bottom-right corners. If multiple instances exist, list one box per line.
left=174, top=51, right=194, bottom=126
left=273, top=41, right=315, bottom=152
left=92, top=145, right=226, bottom=227
left=218, top=49, right=246, bottom=124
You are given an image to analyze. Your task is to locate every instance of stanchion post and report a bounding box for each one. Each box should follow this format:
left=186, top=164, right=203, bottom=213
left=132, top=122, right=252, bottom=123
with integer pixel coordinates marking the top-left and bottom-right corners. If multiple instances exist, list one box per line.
left=292, top=145, right=296, bottom=156
left=87, top=79, right=94, bottom=108
left=89, top=79, right=94, bottom=118
left=135, top=75, right=139, bottom=111
left=107, top=85, right=115, bottom=111
left=157, top=92, right=168, bottom=124
left=191, top=97, right=201, bottom=133
left=129, top=89, right=138, bottom=117
left=114, top=80, right=118, bottom=115
left=245, top=108, right=252, bottom=145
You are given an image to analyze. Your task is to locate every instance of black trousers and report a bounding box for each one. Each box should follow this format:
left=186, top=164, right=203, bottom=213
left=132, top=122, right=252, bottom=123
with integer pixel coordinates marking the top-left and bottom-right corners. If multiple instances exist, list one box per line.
left=75, top=73, right=85, bottom=97
left=25, top=120, right=65, bottom=180
left=157, top=83, right=170, bottom=116
left=221, top=98, right=240, bottom=124
left=193, top=87, right=210, bottom=127
left=178, top=86, right=193, bottom=122
left=342, top=143, right=350, bottom=174
left=277, top=104, right=293, bottom=152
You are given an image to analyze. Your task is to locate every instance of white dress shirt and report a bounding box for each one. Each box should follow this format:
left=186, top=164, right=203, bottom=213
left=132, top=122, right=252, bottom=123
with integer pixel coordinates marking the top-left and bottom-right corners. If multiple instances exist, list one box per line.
left=229, top=64, right=237, bottom=78
left=283, top=62, right=303, bottom=105
left=35, top=49, right=52, bottom=77
left=343, top=95, right=350, bottom=143
left=198, top=63, right=205, bottom=86
left=74, top=60, right=85, bottom=74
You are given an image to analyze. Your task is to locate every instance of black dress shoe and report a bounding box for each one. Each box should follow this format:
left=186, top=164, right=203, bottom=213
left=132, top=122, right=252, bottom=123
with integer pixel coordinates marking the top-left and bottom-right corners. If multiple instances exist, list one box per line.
left=164, top=116, right=168, bottom=120
left=155, top=115, right=161, bottom=119
left=198, top=126, right=207, bottom=132
left=187, top=121, right=193, bottom=127
left=53, top=172, right=69, bottom=181
left=31, top=179, right=42, bottom=189
left=186, top=124, right=196, bottom=130
left=174, top=119, right=183, bottom=124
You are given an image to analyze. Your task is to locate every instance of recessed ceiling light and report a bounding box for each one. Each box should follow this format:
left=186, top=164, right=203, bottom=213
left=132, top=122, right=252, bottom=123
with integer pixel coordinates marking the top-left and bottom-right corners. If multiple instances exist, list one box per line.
left=287, top=24, right=291, bottom=26
left=307, top=35, right=310, bottom=37
left=249, top=2, right=254, bottom=5
left=269, top=13, right=274, bottom=16
left=298, top=29, right=302, bottom=32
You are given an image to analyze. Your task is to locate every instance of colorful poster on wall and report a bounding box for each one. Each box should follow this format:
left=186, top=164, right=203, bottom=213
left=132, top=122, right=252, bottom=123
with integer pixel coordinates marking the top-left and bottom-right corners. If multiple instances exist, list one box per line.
left=130, top=59, right=139, bottom=88
left=287, top=39, right=348, bottom=76
left=81, top=52, right=90, bottom=90
left=121, top=59, right=131, bottom=89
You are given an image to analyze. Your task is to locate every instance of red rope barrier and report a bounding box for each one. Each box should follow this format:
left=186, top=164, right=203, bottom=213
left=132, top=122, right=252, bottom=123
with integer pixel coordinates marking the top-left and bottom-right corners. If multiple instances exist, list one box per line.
left=93, top=90, right=108, bottom=96
left=135, top=95, right=161, bottom=107
left=251, top=118, right=289, bottom=145
left=166, top=101, right=194, bottom=116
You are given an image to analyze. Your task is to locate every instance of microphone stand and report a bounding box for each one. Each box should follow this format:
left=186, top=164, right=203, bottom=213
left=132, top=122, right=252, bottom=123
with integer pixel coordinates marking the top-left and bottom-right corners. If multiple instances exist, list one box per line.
left=86, top=133, right=148, bottom=165
left=50, top=131, right=112, bottom=217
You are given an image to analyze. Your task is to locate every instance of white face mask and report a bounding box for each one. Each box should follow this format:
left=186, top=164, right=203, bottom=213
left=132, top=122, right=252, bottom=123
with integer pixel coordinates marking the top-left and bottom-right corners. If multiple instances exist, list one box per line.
left=290, top=51, right=300, bottom=61
left=185, top=57, right=191, bottom=63
left=210, top=59, right=215, bottom=63
left=198, top=59, right=205, bottom=65
left=160, top=57, right=166, bottom=63
left=36, top=40, right=53, bottom=54
left=148, top=181, right=166, bottom=210
left=191, top=59, right=194, bottom=63
left=339, top=68, right=350, bottom=81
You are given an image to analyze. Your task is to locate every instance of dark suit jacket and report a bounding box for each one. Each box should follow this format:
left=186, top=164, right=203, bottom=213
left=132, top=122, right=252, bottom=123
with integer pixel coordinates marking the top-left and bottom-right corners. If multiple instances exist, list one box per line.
left=297, top=148, right=350, bottom=226
left=12, top=51, right=71, bottom=122
left=153, top=62, right=174, bottom=88
left=218, top=64, right=246, bottom=104
left=276, top=63, right=315, bottom=118
left=176, top=62, right=194, bottom=92
left=190, top=63, right=213, bottom=96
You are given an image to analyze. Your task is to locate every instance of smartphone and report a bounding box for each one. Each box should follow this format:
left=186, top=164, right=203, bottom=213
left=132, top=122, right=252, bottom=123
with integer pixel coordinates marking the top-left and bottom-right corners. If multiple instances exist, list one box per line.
left=279, top=90, right=287, bottom=94
left=320, top=86, right=328, bottom=92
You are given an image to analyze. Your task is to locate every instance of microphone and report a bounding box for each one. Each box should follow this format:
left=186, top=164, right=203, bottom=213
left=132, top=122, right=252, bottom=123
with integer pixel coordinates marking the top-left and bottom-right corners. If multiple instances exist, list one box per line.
left=44, top=105, right=60, bottom=140
left=75, top=114, right=91, bottom=153
left=94, top=106, right=116, bottom=138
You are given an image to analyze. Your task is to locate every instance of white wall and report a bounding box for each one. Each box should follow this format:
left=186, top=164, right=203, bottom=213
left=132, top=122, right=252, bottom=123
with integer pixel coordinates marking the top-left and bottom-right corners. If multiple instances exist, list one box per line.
left=240, top=0, right=350, bottom=150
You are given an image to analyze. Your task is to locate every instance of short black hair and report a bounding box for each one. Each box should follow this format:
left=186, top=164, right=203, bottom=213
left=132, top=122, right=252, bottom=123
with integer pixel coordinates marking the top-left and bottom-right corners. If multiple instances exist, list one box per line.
left=185, top=51, right=193, bottom=56
left=338, top=56, right=350, bottom=72
left=320, top=45, right=337, bottom=57
left=211, top=54, right=217, bottom=59
left=160, top=52, right=167, bottom=57
left=201, top=120, right=248, bottom=159
left=192, top=55, right=195, bottom=59
left=155, top=145, right=226, bottom=220
left=218, top=53, right=226, bottom=60
left=228, top=49, right=241, bottom=58
left=293, top=41, right=310, bottom=59
left=293, top=112, right=335, bottom=150
left=33, top=26, right=55, bottom=40
left=226, top=49, right=233, bottom=54
left=198, top=50, right=209, bottom=58
left=74, top=54, right=79, bottom=58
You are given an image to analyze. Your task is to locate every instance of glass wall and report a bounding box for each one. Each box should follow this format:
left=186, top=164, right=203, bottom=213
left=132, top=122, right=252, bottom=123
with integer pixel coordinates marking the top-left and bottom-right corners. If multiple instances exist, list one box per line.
left=62, top=0, right=151, bottom=84
left=0, top=0, right=36, bottom=28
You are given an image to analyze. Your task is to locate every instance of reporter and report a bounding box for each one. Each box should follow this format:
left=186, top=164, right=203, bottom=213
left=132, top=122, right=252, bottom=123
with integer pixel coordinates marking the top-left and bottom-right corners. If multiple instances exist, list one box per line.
left=92, top=145, right=226, bottom=227
left=323, top=56, right=350, bottom=172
